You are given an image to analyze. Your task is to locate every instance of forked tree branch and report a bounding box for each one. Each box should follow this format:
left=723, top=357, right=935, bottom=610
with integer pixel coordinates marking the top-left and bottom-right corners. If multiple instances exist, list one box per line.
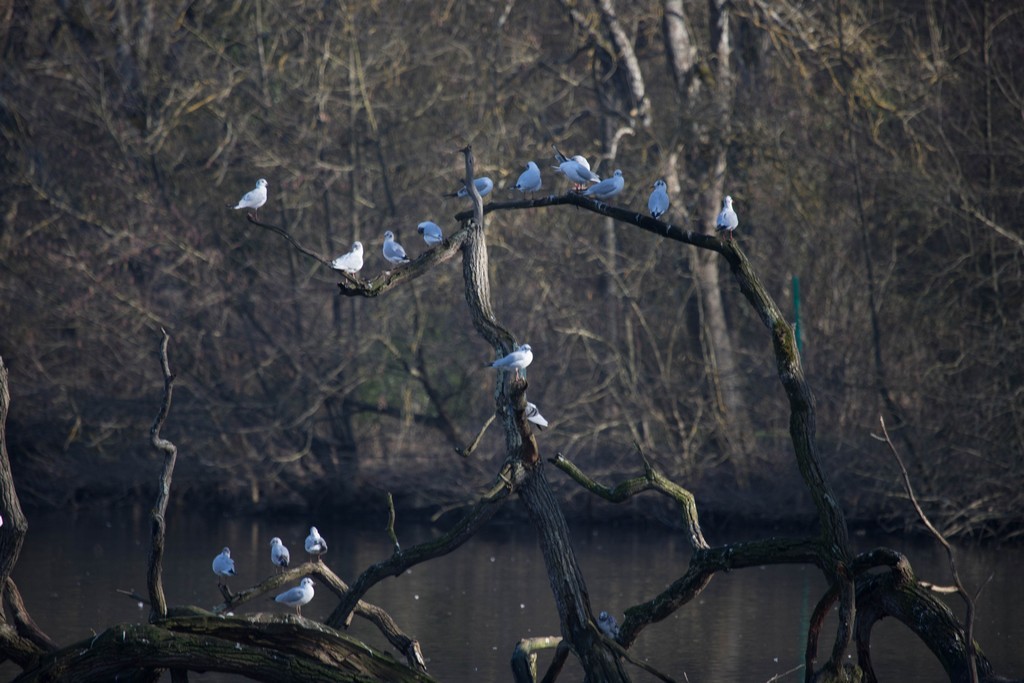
left=550, top=449, right=824, bottom=649
left=246, top=213, right=471, bottom=297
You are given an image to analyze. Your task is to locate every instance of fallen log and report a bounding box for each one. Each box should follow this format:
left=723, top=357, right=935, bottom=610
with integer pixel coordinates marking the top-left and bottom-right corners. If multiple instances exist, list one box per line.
left=13, top=614, right=435, bottom=683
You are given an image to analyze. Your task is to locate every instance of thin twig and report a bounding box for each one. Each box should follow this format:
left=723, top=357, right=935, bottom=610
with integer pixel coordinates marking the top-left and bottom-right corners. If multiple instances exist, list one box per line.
left=878, top=416, right=978, bottom=683
left=247, top=215, right=333, bottom=267
left=592, top=622, right=676, bottom=682
left=455, top=414, right=495, bottom=457
left=116, top=588, right=151, bottom=606
left=386, top=492, right=401, bottom=554
left=764, top=662, right=804, bottom=682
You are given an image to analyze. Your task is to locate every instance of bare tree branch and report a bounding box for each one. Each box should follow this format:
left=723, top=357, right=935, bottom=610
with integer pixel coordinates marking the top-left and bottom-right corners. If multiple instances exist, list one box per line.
left=877, top=416, right=980, bottom=683
left=147, top=329, right=177, bottom=621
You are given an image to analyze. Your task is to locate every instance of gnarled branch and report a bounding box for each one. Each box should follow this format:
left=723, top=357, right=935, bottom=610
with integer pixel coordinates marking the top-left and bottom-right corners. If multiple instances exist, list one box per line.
left=147, top=329, right=177, bottom=621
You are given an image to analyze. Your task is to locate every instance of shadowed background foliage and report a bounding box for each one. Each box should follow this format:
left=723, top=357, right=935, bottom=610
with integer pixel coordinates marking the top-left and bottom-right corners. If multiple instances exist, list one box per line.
left=1, top=0, right=1021, bottom=538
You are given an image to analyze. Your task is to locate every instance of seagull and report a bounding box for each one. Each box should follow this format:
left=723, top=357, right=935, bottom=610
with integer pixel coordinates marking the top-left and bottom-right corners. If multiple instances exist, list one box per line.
left=417, top=221, right=443, bottom=246
left=598, top=611, right=620, bottom=639
left=552, top=150, right=601, bottom=190
left=582, top=169, right=625, bottom=200
left=305, top=526, right=328, bottom=562
left=444, top=177, right=494, bottom=199
left=514, top=161, right=542, bottom=196
left=487, top=344, right=533, bottom=380
left=648, top=180, right=669, bottom=219
left=716, top=195, right=739, bottom=240
left=525, top=402, right=548, bottom=429
left=233, top=178, right=268, bottom=218
left=270, top=537, right=290, bottom=573
left=331, top=242, right=364, bottom=274
left=382, top=230, right=410, bottom=265
left=275, top=577, right=315, bottom=616
left=212, top=547, right=236, bottom=586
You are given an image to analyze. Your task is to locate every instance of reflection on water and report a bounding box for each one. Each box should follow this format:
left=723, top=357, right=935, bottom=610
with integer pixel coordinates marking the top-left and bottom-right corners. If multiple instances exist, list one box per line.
left=5, top=509, right=1023, bottom=681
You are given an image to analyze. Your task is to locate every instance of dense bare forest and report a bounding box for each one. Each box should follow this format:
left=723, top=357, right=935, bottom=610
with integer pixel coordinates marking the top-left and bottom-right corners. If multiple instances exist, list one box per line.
left=2, top=2, right=1024, bottom=681
left=1, top=0, right=1022, bottom=540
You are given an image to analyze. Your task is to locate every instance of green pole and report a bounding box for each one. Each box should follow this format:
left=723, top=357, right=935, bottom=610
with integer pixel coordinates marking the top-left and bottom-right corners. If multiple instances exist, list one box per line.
left=792, top=275, right=803, bottom=354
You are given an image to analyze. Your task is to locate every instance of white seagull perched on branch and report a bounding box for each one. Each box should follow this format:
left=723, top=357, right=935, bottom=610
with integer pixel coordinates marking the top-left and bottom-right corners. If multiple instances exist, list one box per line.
left=488, top=344, right=533, bottom=380
left=305, top=526, right=328, bottom=562
left=233, top=178, right=268, bottom=218
left=525, top=402, right=548, bottom=429
left=716, top=195, right=739, bottom=240
left=582, top=169, right=625, bottom=201
left=417, top=221, right=443, bottom=246
left=514, top=161, right=542, bottom=196
left=331, top=242, right=364, bottom=274
left=382, top=230, right=410, bottom=264
left=270, top=537, right=290, bottom=573
left=275, top=577, right=315, bottom=616
left=648, top=180, right=669, bottom=219
left=552, top=148, right=601, bottom=190
left=212, top=547, right=236, bottom=586
left=444, top=177, right=494, bottom=199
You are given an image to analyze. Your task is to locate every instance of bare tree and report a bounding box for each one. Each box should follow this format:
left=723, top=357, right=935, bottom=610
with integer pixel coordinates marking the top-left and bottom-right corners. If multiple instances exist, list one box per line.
left=0, top=6, right=1022, bottom=680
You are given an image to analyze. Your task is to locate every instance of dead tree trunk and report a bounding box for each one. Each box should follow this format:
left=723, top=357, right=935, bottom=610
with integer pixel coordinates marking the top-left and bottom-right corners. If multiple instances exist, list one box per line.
left=326, top=147, right=631, bottom=680
left=147, top=329, right=176, bottom=622
left=457, top=147, right=630, bottom=681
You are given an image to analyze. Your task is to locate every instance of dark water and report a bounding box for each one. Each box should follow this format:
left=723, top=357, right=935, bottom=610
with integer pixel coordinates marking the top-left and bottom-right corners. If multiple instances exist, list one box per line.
left=4, top=509, right=1023, bottom=682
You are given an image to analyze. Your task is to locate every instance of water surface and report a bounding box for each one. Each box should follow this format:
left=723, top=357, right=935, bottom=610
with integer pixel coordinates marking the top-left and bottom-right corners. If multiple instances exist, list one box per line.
left=5, top=510, right=1022, bottom=681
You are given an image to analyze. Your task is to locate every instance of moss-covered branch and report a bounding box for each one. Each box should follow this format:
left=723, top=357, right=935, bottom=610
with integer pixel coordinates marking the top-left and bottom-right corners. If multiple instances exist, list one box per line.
left=551, top=449, right=707, bottom=550
left=14, top=616, right=435, bottom=683
left=854, top=572, right=1007, bottom=683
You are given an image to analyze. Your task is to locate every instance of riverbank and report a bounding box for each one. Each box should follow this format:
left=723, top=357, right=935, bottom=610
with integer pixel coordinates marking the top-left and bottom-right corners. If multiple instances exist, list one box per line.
left=16, top=451, right=1018, bottom=545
